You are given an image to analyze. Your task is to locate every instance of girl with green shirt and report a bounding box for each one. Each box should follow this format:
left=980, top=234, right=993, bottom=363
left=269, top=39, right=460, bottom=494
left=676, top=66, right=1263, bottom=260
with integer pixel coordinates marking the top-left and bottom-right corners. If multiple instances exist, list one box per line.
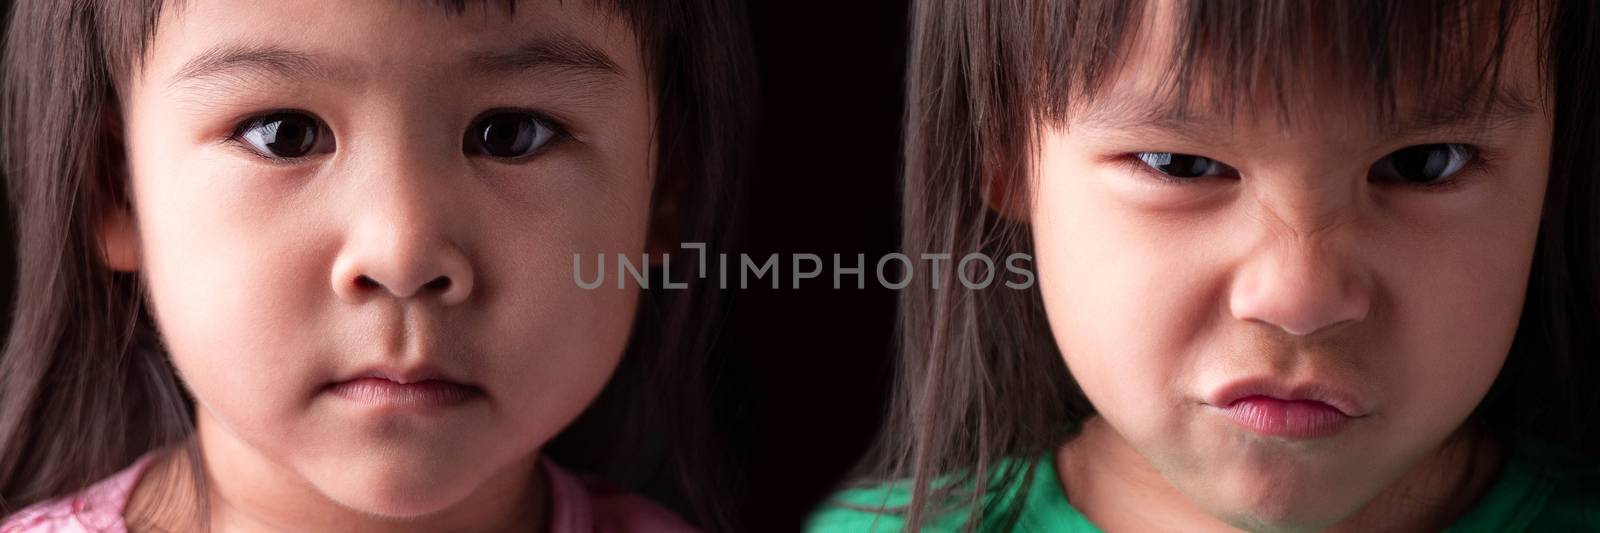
left=811, top=0, right=1600, bottom=531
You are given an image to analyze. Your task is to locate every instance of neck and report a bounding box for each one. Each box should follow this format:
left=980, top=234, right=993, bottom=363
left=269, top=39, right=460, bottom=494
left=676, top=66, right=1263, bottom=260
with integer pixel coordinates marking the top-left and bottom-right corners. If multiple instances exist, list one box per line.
left=127, top=412, right=547, bottom=533
left=1056, top=416, right=1503, bottom=533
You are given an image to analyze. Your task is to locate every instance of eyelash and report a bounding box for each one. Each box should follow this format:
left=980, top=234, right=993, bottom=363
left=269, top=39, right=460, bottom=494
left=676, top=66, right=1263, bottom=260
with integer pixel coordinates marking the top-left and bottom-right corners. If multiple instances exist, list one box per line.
left=1116, top=146, right=1492, bottom=192
left=222, top=108, right=578, bottom=165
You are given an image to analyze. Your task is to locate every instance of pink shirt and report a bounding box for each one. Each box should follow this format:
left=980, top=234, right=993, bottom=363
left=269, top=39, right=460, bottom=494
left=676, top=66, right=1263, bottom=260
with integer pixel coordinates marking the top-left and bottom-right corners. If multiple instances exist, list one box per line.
left=1, top=453, right=696, bottom=533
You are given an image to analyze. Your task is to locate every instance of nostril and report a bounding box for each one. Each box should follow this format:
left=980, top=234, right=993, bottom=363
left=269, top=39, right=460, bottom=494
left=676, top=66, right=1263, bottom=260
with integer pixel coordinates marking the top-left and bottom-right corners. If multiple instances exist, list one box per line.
left=347, top=274, right=452, bottom=297
left=423, top=276, right=451, bottom=292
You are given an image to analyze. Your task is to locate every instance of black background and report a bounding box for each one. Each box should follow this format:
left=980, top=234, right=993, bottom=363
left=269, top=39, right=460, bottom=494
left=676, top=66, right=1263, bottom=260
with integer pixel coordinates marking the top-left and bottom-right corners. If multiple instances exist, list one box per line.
left=734, top=2, right=906, bottom=530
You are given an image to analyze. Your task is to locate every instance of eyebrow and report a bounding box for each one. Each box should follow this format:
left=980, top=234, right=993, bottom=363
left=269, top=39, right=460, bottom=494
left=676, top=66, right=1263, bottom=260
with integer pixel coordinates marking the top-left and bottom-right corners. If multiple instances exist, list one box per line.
left=168, top=44, right=332, bottom=89
left=1073, top=87, right=1540, bottom=142
left=167, top=36, right=623, bottom=91
left=466, top=36, right=623, bottom=80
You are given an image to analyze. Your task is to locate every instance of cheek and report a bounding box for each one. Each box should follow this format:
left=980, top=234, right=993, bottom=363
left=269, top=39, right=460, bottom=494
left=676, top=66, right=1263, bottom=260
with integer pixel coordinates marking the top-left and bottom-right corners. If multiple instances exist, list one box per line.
left=471, top=183, right=652, bottom=440
left=1030, top=153, right=1217, bottom=432
left=131, top=143, right=330, bottom=437
left=1372, top=201, right=1537, bottom=433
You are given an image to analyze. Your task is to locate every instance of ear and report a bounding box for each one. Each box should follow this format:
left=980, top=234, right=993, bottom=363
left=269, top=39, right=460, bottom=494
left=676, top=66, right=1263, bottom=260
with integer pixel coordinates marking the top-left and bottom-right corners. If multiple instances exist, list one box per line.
left=645, top=175, right=682, bottom=262
left=983, top=167, right=1030, bottom=221
left=98, top=204, right=141, bottom=272
left=97, top=104, right=141, bottom=272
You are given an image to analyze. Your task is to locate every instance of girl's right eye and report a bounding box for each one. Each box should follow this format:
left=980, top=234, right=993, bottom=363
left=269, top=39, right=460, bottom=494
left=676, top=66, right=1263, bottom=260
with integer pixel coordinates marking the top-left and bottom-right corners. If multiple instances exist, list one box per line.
left=1133, top=152, right=1236, bottom=180
left=232, top=112, right=332, bottom=160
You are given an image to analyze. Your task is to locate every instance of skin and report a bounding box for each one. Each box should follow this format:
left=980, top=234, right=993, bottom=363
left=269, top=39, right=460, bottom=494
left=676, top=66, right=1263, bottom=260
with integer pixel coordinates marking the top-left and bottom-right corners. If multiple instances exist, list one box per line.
left=101, top=0, right=657, bottom=530
left=1029, top=4, right=1551, bottom=532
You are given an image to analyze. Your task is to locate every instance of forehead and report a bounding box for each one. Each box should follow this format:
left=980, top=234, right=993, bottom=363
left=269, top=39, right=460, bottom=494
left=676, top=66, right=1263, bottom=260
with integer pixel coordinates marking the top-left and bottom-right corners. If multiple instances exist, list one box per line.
left=1060, top=0, right=1550, bottom=137
left=135, top=0, right=641, bottom=92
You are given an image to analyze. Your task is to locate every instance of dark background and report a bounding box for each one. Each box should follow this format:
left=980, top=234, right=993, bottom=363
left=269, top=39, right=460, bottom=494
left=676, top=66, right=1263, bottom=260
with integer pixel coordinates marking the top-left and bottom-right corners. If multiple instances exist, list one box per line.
left=734, top=2, right=907, bottom=530
left=0, top=1, right=909, bottom=531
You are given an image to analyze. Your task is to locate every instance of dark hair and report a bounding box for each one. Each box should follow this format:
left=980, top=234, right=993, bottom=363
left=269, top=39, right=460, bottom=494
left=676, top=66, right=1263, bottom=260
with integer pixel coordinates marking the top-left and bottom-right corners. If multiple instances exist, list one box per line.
left=0, top=0, right=755, bottom=531
left=864, top=0, right=1600, bottom=530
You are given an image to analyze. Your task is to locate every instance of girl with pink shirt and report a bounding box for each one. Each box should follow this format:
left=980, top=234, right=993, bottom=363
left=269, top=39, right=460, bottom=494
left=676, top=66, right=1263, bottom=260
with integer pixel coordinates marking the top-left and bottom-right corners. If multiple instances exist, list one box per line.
left=0, top=1, right=753, bottom=531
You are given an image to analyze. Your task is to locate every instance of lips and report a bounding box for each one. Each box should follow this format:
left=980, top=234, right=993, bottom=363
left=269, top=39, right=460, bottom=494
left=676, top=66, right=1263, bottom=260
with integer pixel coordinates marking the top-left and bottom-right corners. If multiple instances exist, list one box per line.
left=1207, top=379, right=1369, bottom=439
left=325, top=365, right=483, bottom=409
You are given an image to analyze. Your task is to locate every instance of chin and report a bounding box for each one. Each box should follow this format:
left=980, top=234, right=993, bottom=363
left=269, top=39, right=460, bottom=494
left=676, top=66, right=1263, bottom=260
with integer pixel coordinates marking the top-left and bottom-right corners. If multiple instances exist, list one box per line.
left=310, top=452, right=488, bottom=518
left=1210, top=499, right=1346, bottom=533
left=1200, top=469, right=1361, bottom=533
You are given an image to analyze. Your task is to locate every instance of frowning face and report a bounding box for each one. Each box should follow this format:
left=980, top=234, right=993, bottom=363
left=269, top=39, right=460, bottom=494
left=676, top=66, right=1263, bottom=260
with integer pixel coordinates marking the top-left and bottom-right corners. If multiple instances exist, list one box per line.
left=1029, top=5, right=1550, bottom=532
left=108, top=0, right=655, bottom=520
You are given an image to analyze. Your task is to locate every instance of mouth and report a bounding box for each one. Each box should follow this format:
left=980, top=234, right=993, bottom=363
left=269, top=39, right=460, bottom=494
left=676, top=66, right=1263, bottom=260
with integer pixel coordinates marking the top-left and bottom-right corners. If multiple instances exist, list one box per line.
left=1206, top=380, right=1369, bottom=439
left=324, top=365, right=484, bottom=409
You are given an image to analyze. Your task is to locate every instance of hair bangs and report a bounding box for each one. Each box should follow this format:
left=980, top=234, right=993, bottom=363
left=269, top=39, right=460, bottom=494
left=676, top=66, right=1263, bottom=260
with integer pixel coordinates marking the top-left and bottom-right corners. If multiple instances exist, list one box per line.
left=1019, top=0, right=1551, bottom=133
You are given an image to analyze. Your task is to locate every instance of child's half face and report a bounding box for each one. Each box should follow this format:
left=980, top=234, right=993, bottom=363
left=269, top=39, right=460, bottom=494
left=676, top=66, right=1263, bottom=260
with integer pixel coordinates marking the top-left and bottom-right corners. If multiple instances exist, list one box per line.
left=1030, top=5, right=1550, bottom=531
left=106, top=0, right=653, bottom=518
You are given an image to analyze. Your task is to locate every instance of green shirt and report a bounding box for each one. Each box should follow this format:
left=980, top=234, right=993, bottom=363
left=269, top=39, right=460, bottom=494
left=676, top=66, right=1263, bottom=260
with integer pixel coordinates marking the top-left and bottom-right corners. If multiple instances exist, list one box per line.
left=807, top=439, right=1600, bottom=532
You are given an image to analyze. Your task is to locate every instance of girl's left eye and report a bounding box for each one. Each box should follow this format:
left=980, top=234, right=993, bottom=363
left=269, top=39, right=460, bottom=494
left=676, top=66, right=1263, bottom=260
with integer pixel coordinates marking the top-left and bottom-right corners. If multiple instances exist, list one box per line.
left=1370, top=143, right=1478, bottom=186
left=1134, top=152, right=1236, bottom=180
left=463, top=111, right=566, bottom=159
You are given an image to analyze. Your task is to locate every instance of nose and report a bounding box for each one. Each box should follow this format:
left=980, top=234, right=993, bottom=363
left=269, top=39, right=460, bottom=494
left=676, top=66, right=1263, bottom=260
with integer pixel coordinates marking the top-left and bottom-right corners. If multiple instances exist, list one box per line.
left=330, top=169, right=474, bottom=306
left=1228, top=237, right=1370, bottom=337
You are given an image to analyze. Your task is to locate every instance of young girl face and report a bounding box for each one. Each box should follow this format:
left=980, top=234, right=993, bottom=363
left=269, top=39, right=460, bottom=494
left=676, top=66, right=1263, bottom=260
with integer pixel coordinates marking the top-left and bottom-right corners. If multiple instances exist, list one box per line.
left=1030, top=6, right=1550, bottom=531
left=103, top=0, right=653, bottom=518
